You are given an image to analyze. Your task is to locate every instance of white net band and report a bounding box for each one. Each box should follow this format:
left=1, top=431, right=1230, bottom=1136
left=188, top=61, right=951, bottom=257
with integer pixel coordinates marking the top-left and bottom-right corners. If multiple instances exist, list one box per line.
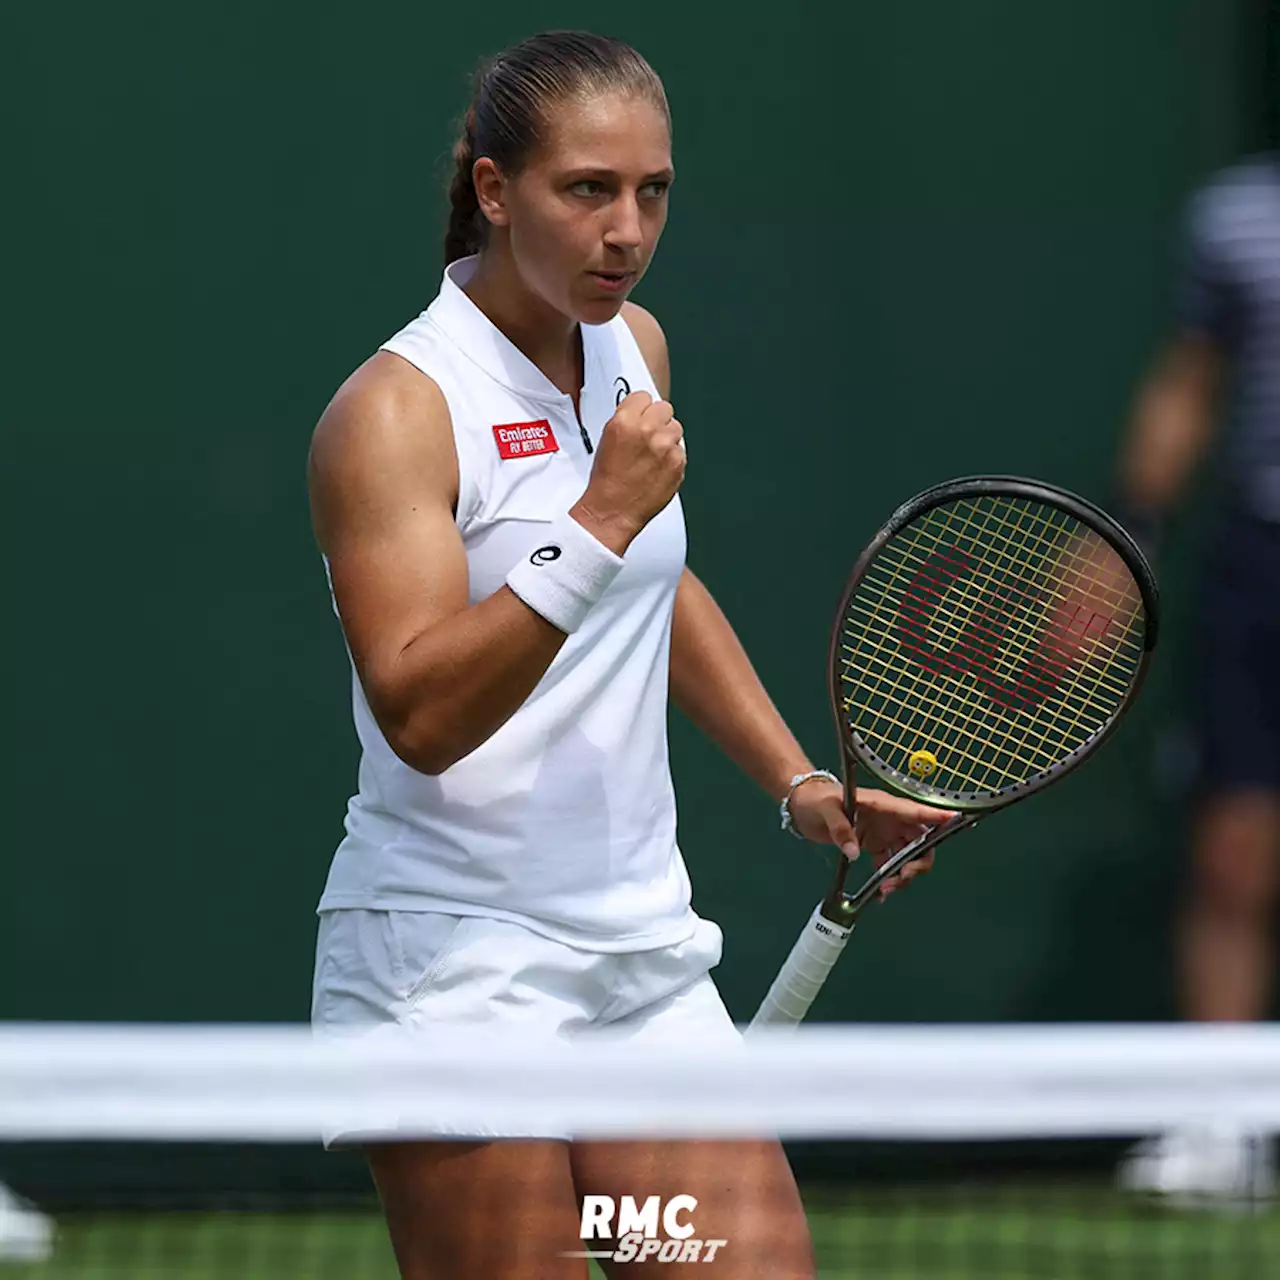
left=5, top=1023, right=1280, bottom=1143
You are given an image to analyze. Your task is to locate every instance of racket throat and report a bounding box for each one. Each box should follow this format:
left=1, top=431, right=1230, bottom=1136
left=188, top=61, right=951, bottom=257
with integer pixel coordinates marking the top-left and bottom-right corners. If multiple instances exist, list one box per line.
left=820, top=860, right=865, bottom=928
left=824, top=814, right=979, bottom=922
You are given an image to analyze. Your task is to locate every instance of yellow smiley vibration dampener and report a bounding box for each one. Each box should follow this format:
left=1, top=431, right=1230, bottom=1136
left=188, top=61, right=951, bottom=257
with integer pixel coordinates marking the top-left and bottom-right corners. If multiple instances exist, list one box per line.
left=907, top=749, right=939, bottom=779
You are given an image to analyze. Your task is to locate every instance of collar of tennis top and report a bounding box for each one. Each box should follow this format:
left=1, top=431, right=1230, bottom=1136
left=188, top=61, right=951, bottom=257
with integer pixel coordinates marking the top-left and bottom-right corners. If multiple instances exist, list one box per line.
left=429, top=256, right=608, bottom=408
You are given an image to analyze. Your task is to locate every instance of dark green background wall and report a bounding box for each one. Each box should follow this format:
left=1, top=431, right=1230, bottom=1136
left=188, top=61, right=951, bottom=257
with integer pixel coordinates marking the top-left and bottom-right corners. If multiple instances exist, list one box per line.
left=4, top=2, right=1262, bottom=1033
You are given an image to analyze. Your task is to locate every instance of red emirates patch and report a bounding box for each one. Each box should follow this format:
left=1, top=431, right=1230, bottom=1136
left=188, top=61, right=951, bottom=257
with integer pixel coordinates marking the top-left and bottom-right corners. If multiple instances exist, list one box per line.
left=492, top=419, right=559, bottom=460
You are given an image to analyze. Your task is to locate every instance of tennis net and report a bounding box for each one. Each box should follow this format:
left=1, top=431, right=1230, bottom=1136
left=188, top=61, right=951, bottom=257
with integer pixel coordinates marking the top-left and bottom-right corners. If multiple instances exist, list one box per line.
left=2, top=1023, right=1279, bottom=1277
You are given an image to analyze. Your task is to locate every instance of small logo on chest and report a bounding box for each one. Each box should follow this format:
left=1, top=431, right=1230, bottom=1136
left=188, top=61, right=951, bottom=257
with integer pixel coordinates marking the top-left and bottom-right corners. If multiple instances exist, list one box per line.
left=492, top=419, right=560, bottom=460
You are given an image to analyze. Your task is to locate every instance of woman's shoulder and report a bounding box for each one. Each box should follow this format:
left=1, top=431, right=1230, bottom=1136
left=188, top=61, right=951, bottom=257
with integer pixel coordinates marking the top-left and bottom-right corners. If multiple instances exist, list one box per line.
left=309, top=352, right=454, bottom=492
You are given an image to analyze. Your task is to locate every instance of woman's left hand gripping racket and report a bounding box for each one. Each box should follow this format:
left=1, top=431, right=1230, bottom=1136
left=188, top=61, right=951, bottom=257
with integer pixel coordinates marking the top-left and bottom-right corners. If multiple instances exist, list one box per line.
left=750, top=475, right=1160, bottom=1028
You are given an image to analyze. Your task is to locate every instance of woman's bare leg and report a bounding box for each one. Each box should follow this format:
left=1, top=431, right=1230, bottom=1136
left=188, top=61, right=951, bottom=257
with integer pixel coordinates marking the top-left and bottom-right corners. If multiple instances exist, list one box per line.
left=367, top=1139, right=590, bottom=1280
left=569, top=1138, right=814, bottom=1278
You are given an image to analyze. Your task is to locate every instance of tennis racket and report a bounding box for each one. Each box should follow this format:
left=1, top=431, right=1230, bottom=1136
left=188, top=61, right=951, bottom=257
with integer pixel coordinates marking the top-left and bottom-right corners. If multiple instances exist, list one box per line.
left=750, top=475, right=1159, bottom=1028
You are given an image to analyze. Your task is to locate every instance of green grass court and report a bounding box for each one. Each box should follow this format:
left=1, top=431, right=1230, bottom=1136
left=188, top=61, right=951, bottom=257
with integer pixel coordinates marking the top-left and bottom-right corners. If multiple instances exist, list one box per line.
left=3, top=1186, right=1278, bottom=1278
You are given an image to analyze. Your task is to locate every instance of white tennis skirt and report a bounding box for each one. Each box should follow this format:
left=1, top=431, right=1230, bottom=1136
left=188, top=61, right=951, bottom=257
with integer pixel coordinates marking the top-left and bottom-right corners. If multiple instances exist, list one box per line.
left=311, top=908, right=739, bottom=1144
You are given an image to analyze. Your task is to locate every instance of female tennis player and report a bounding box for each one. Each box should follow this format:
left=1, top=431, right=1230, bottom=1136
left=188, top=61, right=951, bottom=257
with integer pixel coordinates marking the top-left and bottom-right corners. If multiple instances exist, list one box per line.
left=308, top=31, right=952, bottom=1280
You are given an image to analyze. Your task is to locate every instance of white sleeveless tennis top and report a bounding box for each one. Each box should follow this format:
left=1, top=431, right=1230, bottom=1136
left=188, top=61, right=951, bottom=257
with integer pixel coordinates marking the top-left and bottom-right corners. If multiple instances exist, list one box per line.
left=316, top=257, right=698, bottom=952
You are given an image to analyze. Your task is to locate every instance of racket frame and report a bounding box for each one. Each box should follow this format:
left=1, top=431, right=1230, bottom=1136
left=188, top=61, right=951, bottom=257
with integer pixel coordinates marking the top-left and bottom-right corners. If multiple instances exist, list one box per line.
left=818, top=474, right=1160, bottom=929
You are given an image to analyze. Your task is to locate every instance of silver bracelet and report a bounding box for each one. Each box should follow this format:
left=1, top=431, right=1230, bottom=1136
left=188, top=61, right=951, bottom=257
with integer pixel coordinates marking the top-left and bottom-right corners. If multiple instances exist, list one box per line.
left=779, top=769, right=841, bottom=838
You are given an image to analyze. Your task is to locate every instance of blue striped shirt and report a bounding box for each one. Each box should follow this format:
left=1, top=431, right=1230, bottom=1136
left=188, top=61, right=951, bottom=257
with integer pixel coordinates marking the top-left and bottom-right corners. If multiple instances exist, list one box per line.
left=1178, top=154, right=1280, bottom=522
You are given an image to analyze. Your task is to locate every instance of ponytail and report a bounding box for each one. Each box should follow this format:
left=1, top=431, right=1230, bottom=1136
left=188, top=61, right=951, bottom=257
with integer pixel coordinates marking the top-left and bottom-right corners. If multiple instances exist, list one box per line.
left=443, top=107, right=482, bottom=266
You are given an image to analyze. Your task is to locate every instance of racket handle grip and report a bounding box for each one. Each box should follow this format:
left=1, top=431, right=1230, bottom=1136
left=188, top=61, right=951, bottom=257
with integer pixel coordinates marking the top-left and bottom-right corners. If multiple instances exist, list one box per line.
left=748, top=903, right=854, bottom=1031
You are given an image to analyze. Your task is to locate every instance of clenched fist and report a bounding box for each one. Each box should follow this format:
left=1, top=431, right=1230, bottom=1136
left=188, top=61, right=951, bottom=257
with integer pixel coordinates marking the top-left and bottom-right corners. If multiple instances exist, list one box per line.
left=570, top=391, right=686, bottom=555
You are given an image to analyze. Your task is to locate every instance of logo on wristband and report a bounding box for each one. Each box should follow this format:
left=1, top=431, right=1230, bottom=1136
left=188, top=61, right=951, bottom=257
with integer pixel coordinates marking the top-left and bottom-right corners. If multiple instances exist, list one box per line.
left=530, top=545, right=562, bottom=566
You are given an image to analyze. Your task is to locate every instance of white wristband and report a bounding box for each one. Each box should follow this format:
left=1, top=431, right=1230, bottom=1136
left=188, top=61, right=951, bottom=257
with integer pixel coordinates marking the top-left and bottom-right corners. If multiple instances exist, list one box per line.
left=505, top=512, right=625, bottom=635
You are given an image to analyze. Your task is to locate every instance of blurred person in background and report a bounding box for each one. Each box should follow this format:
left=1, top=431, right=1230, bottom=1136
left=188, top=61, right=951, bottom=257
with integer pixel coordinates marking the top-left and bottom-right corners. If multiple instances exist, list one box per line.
left=1116, top=150, right=1280, bottom=1200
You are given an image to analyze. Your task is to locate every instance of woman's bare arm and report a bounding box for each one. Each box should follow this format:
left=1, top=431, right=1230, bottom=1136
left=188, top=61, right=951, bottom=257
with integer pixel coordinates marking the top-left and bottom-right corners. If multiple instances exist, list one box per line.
left=308, top=353, right=570, bottom=775
left=310, top=348, right=685, bottom=774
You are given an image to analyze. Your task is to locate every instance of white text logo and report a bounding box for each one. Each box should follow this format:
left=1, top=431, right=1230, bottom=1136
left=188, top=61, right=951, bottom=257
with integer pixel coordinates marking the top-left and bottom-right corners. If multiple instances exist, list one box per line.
left=563, top=1195, right=728, bottom=1264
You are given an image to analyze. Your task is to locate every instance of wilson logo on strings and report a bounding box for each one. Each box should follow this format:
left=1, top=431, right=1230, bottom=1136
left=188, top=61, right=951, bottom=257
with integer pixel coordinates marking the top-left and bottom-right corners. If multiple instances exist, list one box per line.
left=894, top=544, right=1112, bottom=712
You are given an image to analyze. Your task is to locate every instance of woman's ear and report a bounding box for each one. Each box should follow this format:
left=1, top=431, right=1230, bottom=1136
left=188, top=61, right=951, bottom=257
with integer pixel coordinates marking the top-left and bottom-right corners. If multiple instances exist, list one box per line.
left=473, top=158, right=509, bottom=230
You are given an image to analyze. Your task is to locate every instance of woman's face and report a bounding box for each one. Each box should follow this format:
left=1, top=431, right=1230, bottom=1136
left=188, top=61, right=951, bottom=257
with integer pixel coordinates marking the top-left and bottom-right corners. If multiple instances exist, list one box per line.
left=480, top=91, right=673, bottom=326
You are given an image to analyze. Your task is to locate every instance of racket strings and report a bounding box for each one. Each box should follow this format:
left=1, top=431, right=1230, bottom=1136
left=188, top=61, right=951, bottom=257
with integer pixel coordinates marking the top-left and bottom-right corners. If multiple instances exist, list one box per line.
left=839, top=639, right=1111, bottom=789
left=848, top=549, right=1142, bottom=711
left=899, top=496, right=1144, bottom=682
left=844, top=499, right=1136, bottom=778
left=846, top=594, right=1136, bottom=711
left=855, top=510, right=1145, bottom=713
left=857, top=519, right=1141, bottom=726
left=868, top=502, right=1145, bottom=669
left=844, top=506, right=1146, bottom=793
left=838, top=495, right=1147, bottom=800
left=841, top=641, right=1109, bottom=797
left=854, top=550, right=1141, bottom=706
left=853, top=529, right=1140, bottom=793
